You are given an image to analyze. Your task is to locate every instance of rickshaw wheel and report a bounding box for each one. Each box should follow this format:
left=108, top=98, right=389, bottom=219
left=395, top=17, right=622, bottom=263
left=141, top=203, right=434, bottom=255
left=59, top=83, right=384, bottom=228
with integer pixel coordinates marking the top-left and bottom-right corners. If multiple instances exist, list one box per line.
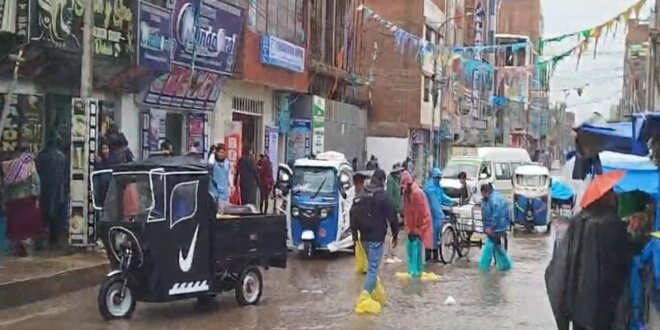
left=235, top=266, right=263, bottom=306
left=439, top=226, right=457, bottom=264
left=98, top=275, right=136, bottom=321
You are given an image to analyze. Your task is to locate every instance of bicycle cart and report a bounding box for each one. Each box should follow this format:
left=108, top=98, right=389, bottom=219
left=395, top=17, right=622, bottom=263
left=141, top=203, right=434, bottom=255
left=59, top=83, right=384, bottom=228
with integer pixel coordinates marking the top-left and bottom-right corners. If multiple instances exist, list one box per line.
left=439, top=204, right=486, bottom=264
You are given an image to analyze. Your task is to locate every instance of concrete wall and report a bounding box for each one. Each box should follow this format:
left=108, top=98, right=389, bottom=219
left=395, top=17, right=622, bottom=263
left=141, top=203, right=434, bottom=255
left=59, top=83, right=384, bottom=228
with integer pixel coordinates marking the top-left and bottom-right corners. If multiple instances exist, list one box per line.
left=323, top=99, right=367, bottom=165
left=367, top=136, right=409, bottom=174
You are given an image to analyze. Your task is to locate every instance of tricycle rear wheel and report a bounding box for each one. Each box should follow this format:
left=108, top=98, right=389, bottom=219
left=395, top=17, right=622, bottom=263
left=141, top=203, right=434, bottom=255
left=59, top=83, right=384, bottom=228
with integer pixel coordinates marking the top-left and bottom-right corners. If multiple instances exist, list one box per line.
left=98, top=275, right=136, bottom=321
left=235, top=266, right=263, bottom=306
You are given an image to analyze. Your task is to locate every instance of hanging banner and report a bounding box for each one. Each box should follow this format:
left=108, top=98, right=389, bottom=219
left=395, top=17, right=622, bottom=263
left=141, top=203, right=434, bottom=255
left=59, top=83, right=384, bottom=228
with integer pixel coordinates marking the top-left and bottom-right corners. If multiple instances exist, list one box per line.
left=225, top=121, right=242, bottom=180
left=0, top=93, right=44, bottom=159
left=170, top=0, right=244, bottom=74
left=312, top=96, right=325, bottom=155
left=69, top=99, right=99, bottom=247
left=287, top=119, right=311, bottom=163
left=137, top=1, right=172, bottom=72
left=144, top=64, right=226, bottom=111
left=264, top=125, right=279, bottom=177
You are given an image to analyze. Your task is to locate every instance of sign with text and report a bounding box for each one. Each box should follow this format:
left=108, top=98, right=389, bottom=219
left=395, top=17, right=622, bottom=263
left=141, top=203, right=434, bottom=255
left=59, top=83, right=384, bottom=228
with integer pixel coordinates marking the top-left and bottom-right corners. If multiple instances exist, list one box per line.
left=138, top=1, right=172, bottom=71
left=0, top=94, right=44, bottom=159
left=286, top=119, right=311, bottom=163
left=260, top=34, right=305, bottom=73
left=144, top=64, right=226, bottom=111
left=29, top=0, right=136, bottom=60
left=311, top=96, right=325, bottom=155
left=170, top=0, right=244, bottom=74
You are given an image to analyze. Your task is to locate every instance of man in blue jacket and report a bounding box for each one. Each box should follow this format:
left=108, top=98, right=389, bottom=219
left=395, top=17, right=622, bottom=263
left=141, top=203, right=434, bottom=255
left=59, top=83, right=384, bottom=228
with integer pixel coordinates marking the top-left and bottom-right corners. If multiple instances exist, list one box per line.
left=479, top=183, right=512, bottom=271
left=424, top=168, right=455, bottom=261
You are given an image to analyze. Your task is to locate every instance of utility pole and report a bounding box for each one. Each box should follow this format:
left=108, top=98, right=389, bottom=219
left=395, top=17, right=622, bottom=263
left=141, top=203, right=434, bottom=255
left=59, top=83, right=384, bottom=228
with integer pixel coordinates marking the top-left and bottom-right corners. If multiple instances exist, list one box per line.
left=80, top=0, right=94, bottom=98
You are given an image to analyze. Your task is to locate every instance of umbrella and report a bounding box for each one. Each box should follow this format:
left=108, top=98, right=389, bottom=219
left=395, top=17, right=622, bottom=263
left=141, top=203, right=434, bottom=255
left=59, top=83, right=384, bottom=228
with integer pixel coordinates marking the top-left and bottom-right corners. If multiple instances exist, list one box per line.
left=580, top=170, right=626, bottom=208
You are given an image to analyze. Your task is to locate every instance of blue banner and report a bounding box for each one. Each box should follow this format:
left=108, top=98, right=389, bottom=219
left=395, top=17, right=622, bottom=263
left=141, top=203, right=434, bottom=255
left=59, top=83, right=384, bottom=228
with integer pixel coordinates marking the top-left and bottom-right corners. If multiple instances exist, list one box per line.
left=138, top=1, right=172, bottom=72
left=260, top=34, right=305, bottom=73
left=287, top=119, right=311, bottom=162
left=170, top=0, right=244, bottom=74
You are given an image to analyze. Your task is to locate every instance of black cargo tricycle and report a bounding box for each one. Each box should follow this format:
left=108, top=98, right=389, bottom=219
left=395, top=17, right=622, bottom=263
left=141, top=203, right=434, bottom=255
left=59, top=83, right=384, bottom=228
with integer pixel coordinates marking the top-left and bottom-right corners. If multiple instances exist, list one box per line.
left=91, top=157, right=288, bottom=320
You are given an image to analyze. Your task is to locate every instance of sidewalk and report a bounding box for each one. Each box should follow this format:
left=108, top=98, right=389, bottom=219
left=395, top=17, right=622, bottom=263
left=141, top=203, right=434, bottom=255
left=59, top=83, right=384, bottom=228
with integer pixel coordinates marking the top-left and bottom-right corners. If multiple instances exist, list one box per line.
left=0, top=251, right=108, bottom=310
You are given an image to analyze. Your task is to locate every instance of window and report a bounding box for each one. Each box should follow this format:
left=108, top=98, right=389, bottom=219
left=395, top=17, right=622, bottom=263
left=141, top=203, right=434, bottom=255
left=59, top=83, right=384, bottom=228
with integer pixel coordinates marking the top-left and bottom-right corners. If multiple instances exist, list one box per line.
left=479, top=161, right=492, bottom=178
left=423, top=76, right=432, bottom=102
left=425, top=25, right=436, bottom=44
left=252, top=0, right=304, bottom=43
left=101, top=174, right=154, bottom=223
left=170, top=181, right=200, bottom=228
left=292, top=167, right=337, bottom=195
left=515, top=174, right=548, bottom=187
left=494, top=162, right=512, bottom=180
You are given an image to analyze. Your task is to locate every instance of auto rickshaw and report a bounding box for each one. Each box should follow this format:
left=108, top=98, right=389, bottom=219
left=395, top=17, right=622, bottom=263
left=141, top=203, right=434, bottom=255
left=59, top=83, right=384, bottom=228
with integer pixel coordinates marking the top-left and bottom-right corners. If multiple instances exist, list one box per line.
left=91, top=157, right=288, bottom=320
left=512, top=164, right=551, bottom=232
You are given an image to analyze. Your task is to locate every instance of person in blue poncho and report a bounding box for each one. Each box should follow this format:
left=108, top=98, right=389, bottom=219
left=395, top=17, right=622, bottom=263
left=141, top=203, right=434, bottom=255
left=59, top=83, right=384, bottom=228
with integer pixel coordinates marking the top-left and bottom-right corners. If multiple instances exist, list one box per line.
left=479, top=183, right=512, bottom=271
left=423, top=168, right=456, bottom=262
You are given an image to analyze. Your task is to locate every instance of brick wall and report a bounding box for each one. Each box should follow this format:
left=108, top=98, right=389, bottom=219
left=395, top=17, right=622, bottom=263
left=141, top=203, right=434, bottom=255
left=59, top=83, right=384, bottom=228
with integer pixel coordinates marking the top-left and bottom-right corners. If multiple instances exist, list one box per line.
left=362, top=0, right=425, bottom=138
left=497, top=0, right=542, bottom=41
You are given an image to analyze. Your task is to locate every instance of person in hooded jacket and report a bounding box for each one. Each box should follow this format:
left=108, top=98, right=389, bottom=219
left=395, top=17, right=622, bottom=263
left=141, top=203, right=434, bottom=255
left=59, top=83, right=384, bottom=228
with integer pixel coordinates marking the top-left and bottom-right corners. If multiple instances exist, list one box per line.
left=424, top=168, right=456, bottom=261
left=350, top=169, right=399, bottom=313
left=479, top=183, right=512, bottom=270
left=401, top=171, right=433, bottom=276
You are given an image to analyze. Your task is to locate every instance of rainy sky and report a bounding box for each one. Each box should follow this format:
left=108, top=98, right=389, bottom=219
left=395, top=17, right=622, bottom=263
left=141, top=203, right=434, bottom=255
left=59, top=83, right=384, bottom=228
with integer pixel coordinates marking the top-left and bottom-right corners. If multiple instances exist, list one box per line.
left=543, top=0, right=652, bottom=124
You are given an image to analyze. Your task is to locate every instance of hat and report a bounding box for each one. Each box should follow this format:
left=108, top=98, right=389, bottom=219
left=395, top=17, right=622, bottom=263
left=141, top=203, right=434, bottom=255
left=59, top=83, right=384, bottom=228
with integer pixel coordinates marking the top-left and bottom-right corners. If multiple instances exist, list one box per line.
left=400, top=171, right=413, bottom=187
left=391, top=163, right=404, bottom=173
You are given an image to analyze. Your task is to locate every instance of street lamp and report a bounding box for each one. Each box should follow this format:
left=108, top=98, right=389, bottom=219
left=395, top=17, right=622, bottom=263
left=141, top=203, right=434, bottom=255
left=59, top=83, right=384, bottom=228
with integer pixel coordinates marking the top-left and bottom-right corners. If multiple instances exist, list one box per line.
left=430, top=13, right=473, bottom=168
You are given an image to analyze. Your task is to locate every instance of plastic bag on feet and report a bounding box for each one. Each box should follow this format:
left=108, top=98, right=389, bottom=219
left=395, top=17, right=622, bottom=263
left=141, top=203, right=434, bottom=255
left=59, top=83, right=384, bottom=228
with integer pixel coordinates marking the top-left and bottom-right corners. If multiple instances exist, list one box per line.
left=354, top=291, right=382, bottom=314
left=479, top=237, right=495, bottom=271
left=371, top=276, right=386, bottom=306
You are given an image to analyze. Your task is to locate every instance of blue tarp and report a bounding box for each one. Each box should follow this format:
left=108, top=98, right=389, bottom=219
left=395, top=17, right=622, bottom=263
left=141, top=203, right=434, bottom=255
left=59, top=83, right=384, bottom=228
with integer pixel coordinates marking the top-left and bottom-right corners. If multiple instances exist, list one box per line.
left=550, top=177, right=574, bottom=200
left=576, top=121, right=648, bottom=156
left=600, top=152, right=659, bottom=197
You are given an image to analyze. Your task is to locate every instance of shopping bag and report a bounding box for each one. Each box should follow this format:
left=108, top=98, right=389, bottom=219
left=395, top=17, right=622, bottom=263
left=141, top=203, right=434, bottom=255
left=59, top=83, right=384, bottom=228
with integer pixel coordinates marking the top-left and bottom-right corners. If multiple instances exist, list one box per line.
left=355, top=240, right=368, bottom=274
left=405, top=236, right=425, bottom=277
left=229, top=187, right=241, bottom=205
left=354, top=291, right=382, bottom=315
left=371, top=276, right=386, bottom=306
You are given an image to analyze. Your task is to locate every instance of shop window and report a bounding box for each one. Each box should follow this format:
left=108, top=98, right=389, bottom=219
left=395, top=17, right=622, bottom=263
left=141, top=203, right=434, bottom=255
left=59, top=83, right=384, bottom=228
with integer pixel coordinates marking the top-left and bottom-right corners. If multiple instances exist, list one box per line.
left=423, top=76, right=432, bottom=103
left=252, top=0, right=304, bottom=43
left=232, top=97, right=264, bottom=115
left=494, top=162, right=512, bottom=180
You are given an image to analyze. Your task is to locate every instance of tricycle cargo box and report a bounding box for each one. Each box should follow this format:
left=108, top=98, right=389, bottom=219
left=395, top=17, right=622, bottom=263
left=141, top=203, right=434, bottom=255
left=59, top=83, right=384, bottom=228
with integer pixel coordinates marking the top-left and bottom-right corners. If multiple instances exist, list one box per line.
left=211, top=214, right=288, bottom=272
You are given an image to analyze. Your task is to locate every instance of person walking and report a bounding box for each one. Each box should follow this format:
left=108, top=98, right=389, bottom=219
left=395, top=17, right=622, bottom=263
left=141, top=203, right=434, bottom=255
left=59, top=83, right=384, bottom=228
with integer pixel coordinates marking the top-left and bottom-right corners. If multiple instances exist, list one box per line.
left=3, top=142, right=44, bottom=256
left=478, top=183, right=512, bottom=271
left=235, top=146, right=260, bottom=205
left=384, top=163, right=404, bottom=262
left=423, top=168, right=456, bottom=262
left=401, top=171, right=432, bottom=276
left=257, top=152, right=274, bottom=213
left=350, top=169, right=399, bottom=314
left=209, top=143, right=232, bottom=209
left=35, top=133, right=68, bottom=250
left=366, top=155, right=379, bottom=170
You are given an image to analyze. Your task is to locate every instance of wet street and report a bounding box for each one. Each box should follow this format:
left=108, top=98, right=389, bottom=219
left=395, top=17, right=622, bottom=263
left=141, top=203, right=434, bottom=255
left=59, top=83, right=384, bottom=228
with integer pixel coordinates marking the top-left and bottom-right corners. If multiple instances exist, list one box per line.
left=0, top=232, right=556, bottom=330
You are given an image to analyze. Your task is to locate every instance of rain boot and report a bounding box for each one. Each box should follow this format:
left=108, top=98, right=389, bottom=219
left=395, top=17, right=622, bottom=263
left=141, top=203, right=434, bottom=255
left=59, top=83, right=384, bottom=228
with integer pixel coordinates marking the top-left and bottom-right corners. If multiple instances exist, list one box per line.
left=354, top=291, right=382, bottom=315
left=371, top=277, right=386, bottom=306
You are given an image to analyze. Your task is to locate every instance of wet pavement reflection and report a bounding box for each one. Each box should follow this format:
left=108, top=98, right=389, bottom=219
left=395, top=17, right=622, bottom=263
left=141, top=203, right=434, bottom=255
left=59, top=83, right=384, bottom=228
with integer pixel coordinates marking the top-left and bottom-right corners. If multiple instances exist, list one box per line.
left=0, top=231, right=557, bottom=330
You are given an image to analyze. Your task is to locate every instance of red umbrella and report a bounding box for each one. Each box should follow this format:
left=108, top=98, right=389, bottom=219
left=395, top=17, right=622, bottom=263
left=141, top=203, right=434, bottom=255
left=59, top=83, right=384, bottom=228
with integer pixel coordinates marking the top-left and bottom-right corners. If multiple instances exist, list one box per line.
left=580, top=170, right=626, bottom=208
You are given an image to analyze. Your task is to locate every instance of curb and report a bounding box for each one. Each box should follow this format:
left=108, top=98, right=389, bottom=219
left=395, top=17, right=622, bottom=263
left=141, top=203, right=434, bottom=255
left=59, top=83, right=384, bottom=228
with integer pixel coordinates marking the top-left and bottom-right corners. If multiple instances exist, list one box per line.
left=0, top=261, right=109, bottom=310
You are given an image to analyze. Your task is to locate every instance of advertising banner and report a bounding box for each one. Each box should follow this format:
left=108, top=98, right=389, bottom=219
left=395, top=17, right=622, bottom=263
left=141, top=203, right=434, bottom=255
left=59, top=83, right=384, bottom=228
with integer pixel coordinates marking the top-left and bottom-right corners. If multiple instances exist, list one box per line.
left=225, top=121, right=242, bottom=179
left=0, top=93, right=44, bottom=159
left=144, top=64, right=226, bottom=111
left=264, top=126, right=279, bottom=176
left=138, top=1, right=172, bottom=72
left=260, top=34, right=305, bottom=73
left=187, top=112, right=208, bottom=155
left=287, top=119, right=311, bottom=163
left=170, top=0, right=244, bottom=74
left=311, top=96, right=325, bottom=155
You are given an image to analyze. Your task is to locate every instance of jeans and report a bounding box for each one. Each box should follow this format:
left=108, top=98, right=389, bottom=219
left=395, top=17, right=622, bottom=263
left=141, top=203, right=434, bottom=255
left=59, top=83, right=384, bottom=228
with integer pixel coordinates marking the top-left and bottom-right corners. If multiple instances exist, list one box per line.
left=362, top=241, right=384, bottom=292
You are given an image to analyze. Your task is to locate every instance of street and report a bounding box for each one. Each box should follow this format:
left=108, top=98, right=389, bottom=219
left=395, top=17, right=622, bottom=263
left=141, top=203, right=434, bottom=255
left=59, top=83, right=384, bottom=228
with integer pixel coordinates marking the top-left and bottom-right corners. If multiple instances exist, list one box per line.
left=0, top=232, right=556, bottom=330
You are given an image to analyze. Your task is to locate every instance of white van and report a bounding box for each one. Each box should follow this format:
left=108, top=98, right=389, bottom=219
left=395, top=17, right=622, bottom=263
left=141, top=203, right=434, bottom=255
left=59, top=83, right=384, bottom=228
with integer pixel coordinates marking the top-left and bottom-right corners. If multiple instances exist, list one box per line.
left=440, top=147, right=532, bottom=202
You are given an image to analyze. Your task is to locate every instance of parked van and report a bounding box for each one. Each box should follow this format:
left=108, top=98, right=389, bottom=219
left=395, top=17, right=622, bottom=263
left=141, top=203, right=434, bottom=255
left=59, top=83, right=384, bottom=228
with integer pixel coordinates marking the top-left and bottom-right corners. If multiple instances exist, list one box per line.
left=440, top=147, right=532, bottom=202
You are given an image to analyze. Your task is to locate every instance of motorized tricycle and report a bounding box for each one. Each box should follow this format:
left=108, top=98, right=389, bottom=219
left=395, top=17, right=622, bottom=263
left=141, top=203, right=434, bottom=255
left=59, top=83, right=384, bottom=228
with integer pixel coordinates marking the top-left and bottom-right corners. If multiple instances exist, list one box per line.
left=512, top=164, right=551, bottom=232
left=91, top=156, right=288, bottom=320
left=550, top=176, right=575, bottom=221
left=276, top=151, right=354, bottom=257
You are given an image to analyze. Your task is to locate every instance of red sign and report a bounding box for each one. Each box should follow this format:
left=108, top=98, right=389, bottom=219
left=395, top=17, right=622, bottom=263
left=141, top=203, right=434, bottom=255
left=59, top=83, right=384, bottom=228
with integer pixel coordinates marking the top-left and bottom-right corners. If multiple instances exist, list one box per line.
left=225, top=122, right=243, bottom=180
left=144, top=64, right=226, bottom=111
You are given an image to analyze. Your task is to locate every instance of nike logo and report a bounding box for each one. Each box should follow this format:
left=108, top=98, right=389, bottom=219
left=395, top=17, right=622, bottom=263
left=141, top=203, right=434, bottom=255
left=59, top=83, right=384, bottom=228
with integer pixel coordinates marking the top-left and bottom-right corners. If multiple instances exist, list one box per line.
left=178, top=224, right=199, bottom=272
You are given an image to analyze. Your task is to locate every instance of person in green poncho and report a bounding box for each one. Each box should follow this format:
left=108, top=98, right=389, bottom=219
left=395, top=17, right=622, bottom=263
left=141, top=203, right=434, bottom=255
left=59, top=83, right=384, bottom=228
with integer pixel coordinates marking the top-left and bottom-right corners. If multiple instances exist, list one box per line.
left=386, top=163, right=404, bottom=221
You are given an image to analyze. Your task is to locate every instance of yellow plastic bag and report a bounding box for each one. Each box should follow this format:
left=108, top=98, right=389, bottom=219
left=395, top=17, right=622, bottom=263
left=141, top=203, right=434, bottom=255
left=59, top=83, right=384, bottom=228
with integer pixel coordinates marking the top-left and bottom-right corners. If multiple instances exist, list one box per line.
left=354, top=291, right=382, bottom=314
left=371, top=276, right=386, bottom=306
left=394, top=271, right=441, bottom=282
left=355, top=240, right=367, bottom=274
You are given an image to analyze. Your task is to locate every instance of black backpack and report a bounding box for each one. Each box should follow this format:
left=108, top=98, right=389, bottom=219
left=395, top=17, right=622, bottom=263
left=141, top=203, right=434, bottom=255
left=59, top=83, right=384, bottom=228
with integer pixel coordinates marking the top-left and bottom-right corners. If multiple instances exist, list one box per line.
left=350, top=187, right=379, bottom=231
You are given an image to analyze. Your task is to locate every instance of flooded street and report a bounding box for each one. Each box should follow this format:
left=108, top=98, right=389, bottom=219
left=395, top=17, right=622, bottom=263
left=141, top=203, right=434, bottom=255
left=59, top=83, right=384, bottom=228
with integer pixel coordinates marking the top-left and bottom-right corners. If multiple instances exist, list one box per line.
left=0, top=232, right=556, bottom=329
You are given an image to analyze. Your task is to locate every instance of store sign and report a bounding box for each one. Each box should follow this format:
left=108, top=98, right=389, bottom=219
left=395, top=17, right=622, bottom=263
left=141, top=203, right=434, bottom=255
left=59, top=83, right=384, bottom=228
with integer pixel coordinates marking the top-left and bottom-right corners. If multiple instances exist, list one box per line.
left=171, top=0, right=244, bottom=74
left=0, top=94, right=44, bottom=157
left=29, top=0, right=135, bottom=60
left=138, top=1, right=172, bottom=71
left=0, top=0, right=28, bottom=38
left=260, top=34, right=305, bottom=73
left=287, top=119, right=311, bottom=162
left=311, top=96, right=325, bottom=155
left=69, top=99, right=99, bottom=247
left=144, top=64, right=226, bottom=111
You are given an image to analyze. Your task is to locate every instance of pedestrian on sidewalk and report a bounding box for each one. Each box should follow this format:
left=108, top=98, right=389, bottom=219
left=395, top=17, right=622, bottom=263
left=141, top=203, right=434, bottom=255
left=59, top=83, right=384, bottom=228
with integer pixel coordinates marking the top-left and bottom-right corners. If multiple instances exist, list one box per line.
left=235, top=146, right=260, bottom=206
left=351, top=169, right=399, bottom=314
left=401, top=171, right=432, bottom=276
left=3, top=142, right=44, bottom=257
left=257, top=152, right=273, bottom=213
left=209, top=143, right=232, bottom=211
left=35, top=133, right=68, bottom=250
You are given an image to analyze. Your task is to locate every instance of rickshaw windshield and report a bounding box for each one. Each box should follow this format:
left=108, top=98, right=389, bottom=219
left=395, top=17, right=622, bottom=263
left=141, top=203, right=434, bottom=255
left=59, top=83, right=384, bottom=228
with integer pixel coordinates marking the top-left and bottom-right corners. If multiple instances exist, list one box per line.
left=101, top=173, right=154, bottom=223
left=515, top=174, right=548, bottom=187
left=292, top=167, right=336, bottom=195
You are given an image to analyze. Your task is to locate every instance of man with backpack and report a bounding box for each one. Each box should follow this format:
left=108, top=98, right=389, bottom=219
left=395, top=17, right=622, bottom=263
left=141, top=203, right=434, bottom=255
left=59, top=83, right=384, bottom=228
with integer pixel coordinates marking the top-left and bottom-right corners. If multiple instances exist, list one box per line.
left=350, top=169, right=399, bottom=314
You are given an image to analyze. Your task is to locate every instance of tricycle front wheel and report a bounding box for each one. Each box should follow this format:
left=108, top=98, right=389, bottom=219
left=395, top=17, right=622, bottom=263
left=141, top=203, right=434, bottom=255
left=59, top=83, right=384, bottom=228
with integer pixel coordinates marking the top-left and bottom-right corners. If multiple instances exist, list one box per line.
left=235, top=266, right=263, bottom=306
left=98, top=275, right=136, bottom=321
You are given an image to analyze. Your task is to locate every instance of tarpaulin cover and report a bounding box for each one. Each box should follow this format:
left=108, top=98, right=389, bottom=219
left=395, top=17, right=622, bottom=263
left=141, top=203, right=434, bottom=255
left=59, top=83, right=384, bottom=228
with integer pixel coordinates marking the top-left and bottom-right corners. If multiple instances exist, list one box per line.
left=600, top=151, right=659, bottom=197
left=576, top=121, right=647, bottom=157
left=550, top=177, right=574, bottom=201
left=545, top=209, right=632, bottom=330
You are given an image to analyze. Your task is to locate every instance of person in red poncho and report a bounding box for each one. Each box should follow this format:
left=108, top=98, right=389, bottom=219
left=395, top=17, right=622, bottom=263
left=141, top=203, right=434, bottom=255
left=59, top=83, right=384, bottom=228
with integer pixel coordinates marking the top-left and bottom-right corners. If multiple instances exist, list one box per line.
left=257, top=152, right=274, bottom=213
left=401, top=171, right=433, bottom=251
